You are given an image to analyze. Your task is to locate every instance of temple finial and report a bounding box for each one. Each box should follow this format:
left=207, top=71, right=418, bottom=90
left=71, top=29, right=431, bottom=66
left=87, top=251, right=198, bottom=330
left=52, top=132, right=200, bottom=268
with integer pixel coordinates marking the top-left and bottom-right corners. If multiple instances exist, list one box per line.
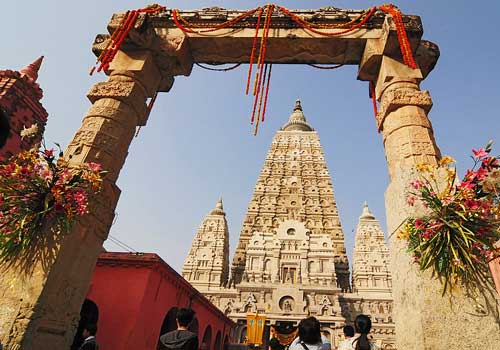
left=294, top=99, right=302, bottom=111
left=360, top=201, right=375, bottom=220
left=216, top=197, right=223, bottom=210
left=20, top=56, right=44, bottom=82
left=211, top=196, right=225, bottom=215
left=281, top=99, right=313, bottom=131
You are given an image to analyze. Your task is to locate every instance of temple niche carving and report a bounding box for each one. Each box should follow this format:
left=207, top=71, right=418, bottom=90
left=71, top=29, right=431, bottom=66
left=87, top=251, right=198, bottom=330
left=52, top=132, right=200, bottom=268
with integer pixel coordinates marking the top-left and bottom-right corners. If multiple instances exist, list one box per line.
left=183, top=100, right=395, bottom=349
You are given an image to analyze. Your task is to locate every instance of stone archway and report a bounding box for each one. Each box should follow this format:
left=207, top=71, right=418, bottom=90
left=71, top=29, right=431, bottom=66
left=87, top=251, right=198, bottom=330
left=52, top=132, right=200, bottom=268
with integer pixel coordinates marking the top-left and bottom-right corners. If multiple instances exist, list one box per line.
left=0, top=4, right=499, bottom=350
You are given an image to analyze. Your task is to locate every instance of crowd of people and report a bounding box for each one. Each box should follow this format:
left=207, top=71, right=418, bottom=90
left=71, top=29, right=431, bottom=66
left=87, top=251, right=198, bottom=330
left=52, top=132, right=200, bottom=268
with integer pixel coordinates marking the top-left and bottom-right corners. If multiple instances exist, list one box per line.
left=71, top=308, right=375, bottom=350
left=284, top=315, right=376, bottom=350
left=155, top=309, right=376, bottom=350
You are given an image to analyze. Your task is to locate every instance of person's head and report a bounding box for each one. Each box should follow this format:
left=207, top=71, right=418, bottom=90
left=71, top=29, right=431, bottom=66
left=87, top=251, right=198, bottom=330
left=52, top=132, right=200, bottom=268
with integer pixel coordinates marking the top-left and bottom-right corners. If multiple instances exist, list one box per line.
left=0, top=108, right=10, bottom=149
left=298, top=317, right=321, bottom=345
left=82, top=323, right=97, bottom=338
left=176, top=308, right=195, bottom=328
left=353, top=315, right=372, bottom=350
left=268, top=338, right=284, bottom=350
left=343, top=325, right=354, bottom=338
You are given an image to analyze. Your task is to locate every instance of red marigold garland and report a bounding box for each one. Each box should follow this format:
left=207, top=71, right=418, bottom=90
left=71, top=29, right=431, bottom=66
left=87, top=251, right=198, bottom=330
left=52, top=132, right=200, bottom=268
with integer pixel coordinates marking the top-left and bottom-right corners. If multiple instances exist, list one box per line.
left=379, top=4, right=417, bottom=69
left=91, top=4, right=420, bottom=135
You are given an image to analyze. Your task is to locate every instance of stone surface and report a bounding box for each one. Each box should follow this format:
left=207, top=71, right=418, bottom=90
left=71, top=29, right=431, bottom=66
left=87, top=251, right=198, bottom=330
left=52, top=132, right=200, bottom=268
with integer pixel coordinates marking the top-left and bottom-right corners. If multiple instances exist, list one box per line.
left=183, top=101, right=395, bottom=349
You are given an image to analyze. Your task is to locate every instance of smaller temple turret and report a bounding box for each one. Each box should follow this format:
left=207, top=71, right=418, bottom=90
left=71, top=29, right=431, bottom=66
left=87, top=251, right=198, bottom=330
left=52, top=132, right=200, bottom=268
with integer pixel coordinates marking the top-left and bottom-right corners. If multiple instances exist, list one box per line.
left=352, top=202, right=392, bottom=293
left=182, top=198, right=230, bottom=291
left=0, top=56, right=47, bottom=161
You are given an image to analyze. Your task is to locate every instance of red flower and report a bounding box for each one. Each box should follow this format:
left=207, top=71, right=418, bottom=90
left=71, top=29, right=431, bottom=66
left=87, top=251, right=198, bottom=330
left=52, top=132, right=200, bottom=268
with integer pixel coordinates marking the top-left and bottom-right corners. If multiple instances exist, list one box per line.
left=423, top=228, right=435, bottom=240
left=475, top=167, right=488, bottom=181
left=458, top=181, right=475, bottom=190
left=464, top=199, right=480, bottom=210
left=43, top=149, right=55, bottom=158
left=472, top=148, right=488, bottom=159
left=414, top=219, right=425, bottom=230
left=407, top=196, right=416, bottom=206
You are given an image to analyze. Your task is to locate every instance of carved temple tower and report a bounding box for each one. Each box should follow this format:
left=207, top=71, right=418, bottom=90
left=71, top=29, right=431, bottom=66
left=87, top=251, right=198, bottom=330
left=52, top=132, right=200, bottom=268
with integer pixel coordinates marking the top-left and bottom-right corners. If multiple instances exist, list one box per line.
left=230, top=100, right=350, bottom=291
left=182, top=198, right=230, bottom=291
left=183, top=101, right=395, bottom=348
left=352, top=202, right=392, bottom=294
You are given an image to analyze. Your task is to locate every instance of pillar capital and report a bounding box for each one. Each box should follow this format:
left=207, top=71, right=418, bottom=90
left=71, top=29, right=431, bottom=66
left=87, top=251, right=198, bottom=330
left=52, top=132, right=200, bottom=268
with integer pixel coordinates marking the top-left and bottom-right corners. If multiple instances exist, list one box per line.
left=92, top=11, right=193, bottom=92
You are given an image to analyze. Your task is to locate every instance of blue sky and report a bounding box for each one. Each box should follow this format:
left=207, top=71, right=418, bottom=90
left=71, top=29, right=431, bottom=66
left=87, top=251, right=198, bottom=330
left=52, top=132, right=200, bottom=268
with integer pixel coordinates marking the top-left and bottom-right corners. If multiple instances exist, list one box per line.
left=2, top=1, right=499, bottom=272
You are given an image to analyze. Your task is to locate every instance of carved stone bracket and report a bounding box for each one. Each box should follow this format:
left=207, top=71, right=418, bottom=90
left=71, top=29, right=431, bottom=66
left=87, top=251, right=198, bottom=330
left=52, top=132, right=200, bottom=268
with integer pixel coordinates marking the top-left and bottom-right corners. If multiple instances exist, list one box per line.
left=377, top=88, right=432, bottom=131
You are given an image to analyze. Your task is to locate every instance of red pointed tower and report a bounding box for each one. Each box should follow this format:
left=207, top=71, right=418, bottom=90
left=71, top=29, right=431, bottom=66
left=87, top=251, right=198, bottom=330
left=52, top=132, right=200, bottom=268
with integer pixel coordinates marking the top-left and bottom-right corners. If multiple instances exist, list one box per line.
left=0, top=56, right=48, bottom=161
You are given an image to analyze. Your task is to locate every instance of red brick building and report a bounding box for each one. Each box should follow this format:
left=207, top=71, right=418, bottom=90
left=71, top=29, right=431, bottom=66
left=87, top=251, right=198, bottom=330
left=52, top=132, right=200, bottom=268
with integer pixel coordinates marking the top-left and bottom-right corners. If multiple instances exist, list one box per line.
left=0, top=56, right=47, bottom=161
left=82, top=252, right=234, bottom=350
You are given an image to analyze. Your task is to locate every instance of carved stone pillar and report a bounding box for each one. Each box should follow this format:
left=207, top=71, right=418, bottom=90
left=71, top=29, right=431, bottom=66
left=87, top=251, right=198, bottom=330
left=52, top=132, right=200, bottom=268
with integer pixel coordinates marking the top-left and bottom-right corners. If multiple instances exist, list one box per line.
left=375, top=56, right=500, bottom=350
left=0, top=50, right=165, bottom=350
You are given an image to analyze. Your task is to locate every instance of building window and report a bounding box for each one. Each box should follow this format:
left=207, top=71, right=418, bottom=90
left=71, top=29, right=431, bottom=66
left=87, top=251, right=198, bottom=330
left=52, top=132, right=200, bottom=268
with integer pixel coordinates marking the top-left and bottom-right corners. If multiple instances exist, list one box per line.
left=282, top=267, right=297, bottom=283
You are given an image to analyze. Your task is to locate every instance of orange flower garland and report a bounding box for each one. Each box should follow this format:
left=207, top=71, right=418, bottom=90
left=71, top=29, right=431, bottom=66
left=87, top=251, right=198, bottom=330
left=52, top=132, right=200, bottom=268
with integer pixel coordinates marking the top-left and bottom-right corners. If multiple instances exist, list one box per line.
left=379, top=4, right=417, bottom=69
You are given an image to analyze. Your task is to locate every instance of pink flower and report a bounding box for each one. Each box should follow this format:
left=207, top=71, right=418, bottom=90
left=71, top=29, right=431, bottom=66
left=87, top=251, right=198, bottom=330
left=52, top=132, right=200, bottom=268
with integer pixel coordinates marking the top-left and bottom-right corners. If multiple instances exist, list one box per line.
left=407, top=196, right=416, bottom=206
left=39, top=168, right=53, bottom=182
left=452, top=258, right=460, bottom=266
left=475, top=167, right=488, bottom=181
left=56, top=169, right=72, bottom=184
left=414, top=219, right=425, bottom=230
left=86, top=162, right=102, bottom=172
left=410, top=179, right=423, bottom=190
left=472, top=148, right=488, bottom=159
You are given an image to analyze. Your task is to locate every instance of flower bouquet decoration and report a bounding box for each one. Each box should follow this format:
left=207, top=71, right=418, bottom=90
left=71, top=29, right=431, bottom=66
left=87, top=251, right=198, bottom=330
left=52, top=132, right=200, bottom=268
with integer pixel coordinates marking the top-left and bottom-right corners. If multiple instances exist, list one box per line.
left=0, top=145, right=104, bottom=268
left=398, top=141, right=500, bottom=296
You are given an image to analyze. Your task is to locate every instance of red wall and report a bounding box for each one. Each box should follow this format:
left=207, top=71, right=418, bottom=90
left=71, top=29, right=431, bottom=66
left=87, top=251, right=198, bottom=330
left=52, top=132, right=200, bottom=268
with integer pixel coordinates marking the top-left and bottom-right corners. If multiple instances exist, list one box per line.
left=86, top=252, right=234, bottom=350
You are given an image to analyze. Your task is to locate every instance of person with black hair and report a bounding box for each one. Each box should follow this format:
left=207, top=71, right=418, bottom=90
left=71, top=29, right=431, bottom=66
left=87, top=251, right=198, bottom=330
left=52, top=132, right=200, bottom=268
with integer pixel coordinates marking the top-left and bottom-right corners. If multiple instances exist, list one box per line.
left=79, top=324, right=99, bottom=350
left=269, top=337, right=284, bottom=350
left=340, top=315, right=377, bottom=350
left=337, top=325, right=355, bottom=350
left=0, top=108, right=10, bottom=149
left=289, top=317, right=330, bottom=350
left=159, top=308, right=199, bottom=350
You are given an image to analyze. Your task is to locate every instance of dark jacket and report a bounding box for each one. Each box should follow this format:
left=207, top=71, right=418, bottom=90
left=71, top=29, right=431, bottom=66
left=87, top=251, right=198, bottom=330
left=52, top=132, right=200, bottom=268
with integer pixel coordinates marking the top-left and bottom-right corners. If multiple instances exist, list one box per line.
left=79, top=336, right=98, bottom=350
left=159, top=330, right=198, bottom=350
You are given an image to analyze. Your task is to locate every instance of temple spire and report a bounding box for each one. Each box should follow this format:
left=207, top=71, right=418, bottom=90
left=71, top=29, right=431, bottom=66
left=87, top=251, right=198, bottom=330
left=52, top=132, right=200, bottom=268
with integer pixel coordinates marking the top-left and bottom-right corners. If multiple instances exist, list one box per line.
left=281, top=99, right=314, bottom=131
left=211, top=197, right=225, bottom=215
left=359, top=201, right=376, bottom=220
left=20, top=56, right=44, bottom=82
